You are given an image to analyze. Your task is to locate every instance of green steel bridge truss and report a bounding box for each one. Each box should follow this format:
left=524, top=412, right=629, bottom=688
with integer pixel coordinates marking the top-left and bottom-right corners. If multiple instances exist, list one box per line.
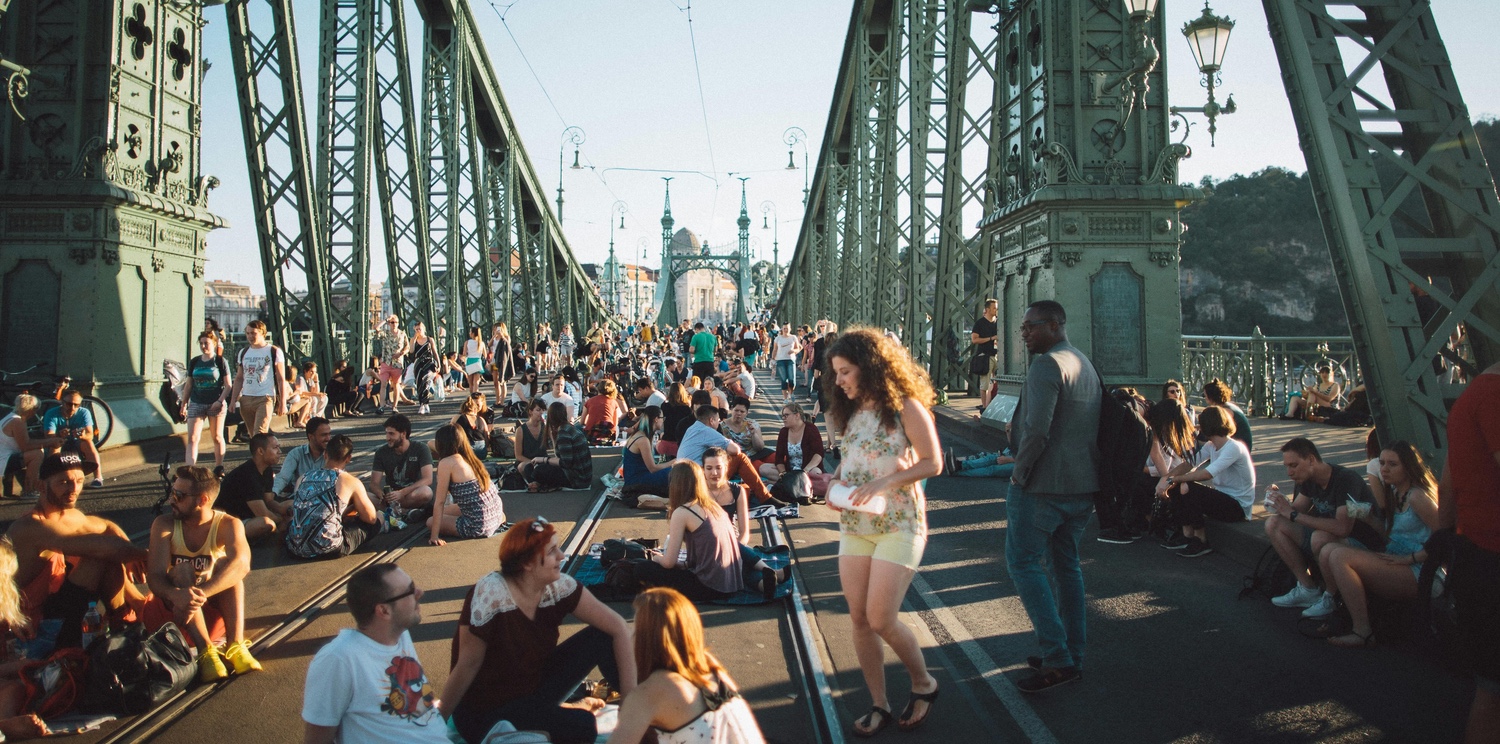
left=227, top=0, right=608, bottom=372
left=776, top=0, right=1499, bottom=462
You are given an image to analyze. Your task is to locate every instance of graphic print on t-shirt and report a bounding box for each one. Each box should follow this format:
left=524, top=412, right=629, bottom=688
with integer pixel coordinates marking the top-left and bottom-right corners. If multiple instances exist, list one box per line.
left=381, top=655, right=437, bottom=723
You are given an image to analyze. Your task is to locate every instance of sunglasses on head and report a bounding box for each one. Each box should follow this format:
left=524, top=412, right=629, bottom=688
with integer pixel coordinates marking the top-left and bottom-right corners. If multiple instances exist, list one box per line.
left=529, top=516, right=551, bottom=532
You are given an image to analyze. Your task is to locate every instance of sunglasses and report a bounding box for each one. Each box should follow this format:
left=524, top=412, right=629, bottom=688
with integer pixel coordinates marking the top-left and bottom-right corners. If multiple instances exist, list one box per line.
left=169, top=488, right=195, bottom=501
left=529, top=516, right=551, bottom=532
left=380, top=581, right=418, bottom=605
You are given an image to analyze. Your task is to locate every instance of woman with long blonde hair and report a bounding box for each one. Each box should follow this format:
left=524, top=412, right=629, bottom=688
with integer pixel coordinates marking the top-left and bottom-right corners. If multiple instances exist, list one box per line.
left=0, top=538, right=48, bottom=740
left=426, top=424, right=504, bottom=546
left=489, top=322, right=513, bottom=401
left=608, top=587, right=765, bottom=743
left=632, top=463, right=786, bottom=602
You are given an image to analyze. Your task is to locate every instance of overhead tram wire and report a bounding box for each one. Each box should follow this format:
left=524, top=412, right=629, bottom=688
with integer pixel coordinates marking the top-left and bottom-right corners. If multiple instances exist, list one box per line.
left=675, top=0, right=723, bottom=235
left=485, top=0, right=569, bottom=129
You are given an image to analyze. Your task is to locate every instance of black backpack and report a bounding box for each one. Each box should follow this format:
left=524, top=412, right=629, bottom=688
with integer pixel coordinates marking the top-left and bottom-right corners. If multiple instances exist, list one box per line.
left=1091, top=365, right=1151, bottom=509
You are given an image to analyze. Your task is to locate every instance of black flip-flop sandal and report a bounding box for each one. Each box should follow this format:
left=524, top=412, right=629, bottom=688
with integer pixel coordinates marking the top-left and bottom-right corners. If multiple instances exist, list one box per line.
left=850, top=706, right=892, bottom=738
left=898, top=685, right=940, bottom=731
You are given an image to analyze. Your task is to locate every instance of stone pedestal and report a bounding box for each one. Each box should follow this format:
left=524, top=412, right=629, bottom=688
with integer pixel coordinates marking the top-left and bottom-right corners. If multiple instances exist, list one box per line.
left=0, top=0, right=223, bottom=444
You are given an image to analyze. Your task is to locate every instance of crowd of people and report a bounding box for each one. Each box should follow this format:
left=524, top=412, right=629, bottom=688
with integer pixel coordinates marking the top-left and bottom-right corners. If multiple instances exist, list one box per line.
left=0, top=303, right=1492, bottom=743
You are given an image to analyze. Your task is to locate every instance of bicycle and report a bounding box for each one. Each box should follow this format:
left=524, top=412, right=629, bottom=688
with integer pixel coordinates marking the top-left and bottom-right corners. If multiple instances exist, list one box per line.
left=0, top=364, right=116, bottom=448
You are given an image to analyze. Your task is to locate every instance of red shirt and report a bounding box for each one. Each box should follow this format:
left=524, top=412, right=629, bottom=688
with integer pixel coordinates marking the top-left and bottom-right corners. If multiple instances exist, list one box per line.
left=1448, top=372, right=1500, bottom=552
left=583, top=395, right=619, bottom=429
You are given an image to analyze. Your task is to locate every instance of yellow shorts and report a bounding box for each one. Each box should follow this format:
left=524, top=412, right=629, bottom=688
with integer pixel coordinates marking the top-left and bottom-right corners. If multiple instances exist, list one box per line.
left=839, top=531, right=926, bottom=570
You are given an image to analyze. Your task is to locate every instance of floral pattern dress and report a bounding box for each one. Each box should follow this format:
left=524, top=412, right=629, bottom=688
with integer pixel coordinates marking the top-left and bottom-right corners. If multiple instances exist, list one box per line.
left=838, top=408, right=926, bottom=539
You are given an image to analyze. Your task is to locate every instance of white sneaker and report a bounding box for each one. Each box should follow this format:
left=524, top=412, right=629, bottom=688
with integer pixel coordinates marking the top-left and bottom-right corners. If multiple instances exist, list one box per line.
left=1302, top=592, right=1338, bottom=618
left=1272, top=583, right=1322, bottom=608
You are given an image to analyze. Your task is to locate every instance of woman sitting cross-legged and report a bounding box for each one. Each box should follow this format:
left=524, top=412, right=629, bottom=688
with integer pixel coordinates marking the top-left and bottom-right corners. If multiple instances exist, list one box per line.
left=425, top=424, right=505, bottom=546
left=633, top=462, right=789, bottom=602
left=622, top=406, right=681, bottom=497
left=1156, top=405, right=1256, bottom=559
left=758, top=402, right=825, bottom=486
left=443, top=518, right=636, bottom=744
left=607, top=587, right=767, bottom=744
left=1315, top=440, right=1440, bottom=647
left=523, top=402, right=594, bottom=492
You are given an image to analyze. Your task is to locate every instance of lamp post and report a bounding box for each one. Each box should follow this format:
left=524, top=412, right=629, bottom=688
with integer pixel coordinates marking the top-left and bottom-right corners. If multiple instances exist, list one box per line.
left=556, top=126, right=585, bottom=222
left=635, top=236, right=650, bottom=324
left=783, top=126, right=809, bottom=206
left=760, top=200, right=779, bottom=307
left=605, top=200, right=627, bottom=317
left=1170, top=1, right=1237, bottom=146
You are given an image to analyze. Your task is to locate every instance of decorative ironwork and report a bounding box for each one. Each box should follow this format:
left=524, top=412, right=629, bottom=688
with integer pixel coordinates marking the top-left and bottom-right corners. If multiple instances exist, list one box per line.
left=1181, top=331, right=1363, bottom=418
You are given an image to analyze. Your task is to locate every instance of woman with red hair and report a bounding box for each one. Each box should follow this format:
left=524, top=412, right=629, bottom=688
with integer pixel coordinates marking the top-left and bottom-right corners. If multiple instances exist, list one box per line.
left=608, top=587, right=765, bottom=743
left=442, top=518, right=635, bottom=743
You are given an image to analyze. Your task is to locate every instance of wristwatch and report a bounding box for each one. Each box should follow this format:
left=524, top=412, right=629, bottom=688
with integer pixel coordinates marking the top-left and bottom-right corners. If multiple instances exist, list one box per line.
left=1289, top=510, right=1300, bottom=523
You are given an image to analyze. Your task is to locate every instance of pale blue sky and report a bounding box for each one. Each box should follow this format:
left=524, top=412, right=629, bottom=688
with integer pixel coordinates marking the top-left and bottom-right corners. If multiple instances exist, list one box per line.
left=197, top=0, right=1500, bottom=292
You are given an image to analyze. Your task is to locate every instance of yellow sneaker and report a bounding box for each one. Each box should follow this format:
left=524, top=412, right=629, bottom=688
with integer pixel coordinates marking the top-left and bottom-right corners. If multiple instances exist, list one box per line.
left=224, top=640, right=263, bottom=674
left=198, top=647, right=229, bottom=683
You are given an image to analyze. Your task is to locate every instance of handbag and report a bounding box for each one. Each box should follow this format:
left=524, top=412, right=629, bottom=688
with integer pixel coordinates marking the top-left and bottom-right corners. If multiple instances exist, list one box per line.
left=79, top=623, right=196, bottom=715
left=968, top=345, right=992, bottom=376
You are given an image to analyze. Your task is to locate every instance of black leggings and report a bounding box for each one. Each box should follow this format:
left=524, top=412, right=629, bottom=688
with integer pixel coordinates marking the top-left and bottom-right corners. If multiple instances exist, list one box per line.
left=452, top=626, right=620, bottom=744
left=525, top=462, right=569, bottom=489
left=633, top=545, right=765, bottom=602
left=1170, top=482, right=1246, bottom=529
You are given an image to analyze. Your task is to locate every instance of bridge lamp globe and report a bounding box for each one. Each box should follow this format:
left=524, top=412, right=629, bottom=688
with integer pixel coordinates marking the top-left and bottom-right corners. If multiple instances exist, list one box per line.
left=1182, top=2, right=1235, bottom=76
left=1123, top=0, right=1158, bottom=20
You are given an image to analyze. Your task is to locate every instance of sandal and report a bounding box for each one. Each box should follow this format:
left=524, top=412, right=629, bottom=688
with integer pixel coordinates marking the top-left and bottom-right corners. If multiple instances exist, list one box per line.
left=850, top=706, right=892, bottom=738
left=1328, top=630, right=1376, bottom=648
left=897, top=684, right=940, bottom=731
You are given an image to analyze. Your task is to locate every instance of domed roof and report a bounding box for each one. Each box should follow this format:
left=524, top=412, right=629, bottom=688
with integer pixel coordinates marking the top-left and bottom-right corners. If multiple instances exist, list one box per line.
left=671, top=227, right=701, bottom=255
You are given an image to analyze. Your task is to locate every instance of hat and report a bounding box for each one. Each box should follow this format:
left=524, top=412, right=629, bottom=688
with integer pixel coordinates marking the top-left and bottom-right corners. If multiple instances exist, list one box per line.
left=39, top=452, right=98, bottom=480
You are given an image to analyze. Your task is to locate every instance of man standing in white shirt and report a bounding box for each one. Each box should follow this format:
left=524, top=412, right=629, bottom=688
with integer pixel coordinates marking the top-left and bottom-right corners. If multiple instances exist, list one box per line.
left=302, top=563, right=448, bottom=744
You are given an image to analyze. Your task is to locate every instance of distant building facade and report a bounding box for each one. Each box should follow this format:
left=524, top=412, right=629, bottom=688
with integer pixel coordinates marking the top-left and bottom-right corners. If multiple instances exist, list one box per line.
left=203, top=280, right=264, bottom=332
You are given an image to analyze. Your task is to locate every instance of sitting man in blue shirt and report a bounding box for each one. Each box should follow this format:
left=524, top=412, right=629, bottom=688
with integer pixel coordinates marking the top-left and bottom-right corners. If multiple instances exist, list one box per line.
left=677, top=405, right=783, bottom=507
left=42, top=391, right=103, bottom=489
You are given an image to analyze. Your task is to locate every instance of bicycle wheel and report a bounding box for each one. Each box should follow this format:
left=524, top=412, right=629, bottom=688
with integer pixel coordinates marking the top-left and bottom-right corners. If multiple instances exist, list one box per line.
left=82, top=396, right=114, bottom=448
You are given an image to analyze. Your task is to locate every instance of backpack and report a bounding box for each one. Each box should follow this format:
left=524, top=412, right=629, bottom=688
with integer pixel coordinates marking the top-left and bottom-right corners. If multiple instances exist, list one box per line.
left=1239, top=544, right=1295, bottom=601
left=488, top=429, right=517, bottom=460
left=79, top=623, right=196, bottom=715
left=770, top=471, right=812, bottom=505
left=19, top=647, right=89, bottom=718
left=600, top=538, right=648, bottom=567
left=1091, top=364, right=1152, bottom=512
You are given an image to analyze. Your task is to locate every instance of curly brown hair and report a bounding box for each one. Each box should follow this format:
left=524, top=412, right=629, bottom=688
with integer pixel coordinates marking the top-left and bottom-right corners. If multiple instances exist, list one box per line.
left=822, top=327, right=935, bottom=432
left=1202, top=378, right=1233, bottom=405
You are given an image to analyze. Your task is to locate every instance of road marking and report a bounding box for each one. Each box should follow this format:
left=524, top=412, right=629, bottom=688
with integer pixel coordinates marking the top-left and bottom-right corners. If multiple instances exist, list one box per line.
left=908, top=571, right=1060, bottom=744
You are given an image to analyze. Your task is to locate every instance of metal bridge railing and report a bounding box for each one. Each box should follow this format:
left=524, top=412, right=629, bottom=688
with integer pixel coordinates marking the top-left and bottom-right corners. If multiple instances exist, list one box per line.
left=1180, top=328, right=1363, bottom=418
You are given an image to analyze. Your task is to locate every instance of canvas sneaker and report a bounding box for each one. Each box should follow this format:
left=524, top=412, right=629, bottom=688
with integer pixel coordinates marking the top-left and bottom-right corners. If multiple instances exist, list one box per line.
left=1272, top=583, right=1323, bottom=608
left=1302, top=592, right=1339, bottom=618
left=1176, top=538, right=1213, bottom=558
left=1158, top=529, right=1190, bottom=551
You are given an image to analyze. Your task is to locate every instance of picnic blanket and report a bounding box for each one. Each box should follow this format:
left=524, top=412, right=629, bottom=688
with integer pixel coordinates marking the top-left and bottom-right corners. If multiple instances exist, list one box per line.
left=575, top=542, right=793, bottom=605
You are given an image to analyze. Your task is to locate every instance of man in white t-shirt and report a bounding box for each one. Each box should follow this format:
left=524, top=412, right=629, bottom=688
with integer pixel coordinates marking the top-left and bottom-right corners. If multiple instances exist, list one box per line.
left=540, top=376, right=578, bottom=421
left=228, top=320, right=286, bottom=437
left=633, top=377, right=667, bottom=409
left=302, top=563, right=447, bottom=744
left=771, top=324, right=802, bottom=403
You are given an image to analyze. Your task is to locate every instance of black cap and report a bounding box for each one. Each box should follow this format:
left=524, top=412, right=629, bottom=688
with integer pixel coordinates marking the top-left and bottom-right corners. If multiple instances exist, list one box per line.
left=39, top=452, right=98, bottom=480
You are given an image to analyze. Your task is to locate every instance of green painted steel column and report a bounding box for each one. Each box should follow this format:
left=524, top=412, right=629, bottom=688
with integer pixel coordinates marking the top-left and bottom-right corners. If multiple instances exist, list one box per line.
left=0, top=0, right=225, bottom=443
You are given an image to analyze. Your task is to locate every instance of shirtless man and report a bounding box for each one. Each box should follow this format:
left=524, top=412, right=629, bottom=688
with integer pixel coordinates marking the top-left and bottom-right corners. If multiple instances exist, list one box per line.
left=144, top=466, right=262, bottom=682
left=6, top=453, right=147, bottom=649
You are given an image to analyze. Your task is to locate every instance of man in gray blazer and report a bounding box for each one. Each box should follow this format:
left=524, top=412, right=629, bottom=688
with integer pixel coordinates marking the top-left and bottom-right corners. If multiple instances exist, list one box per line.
left=1006, top=300, right=1101, bottom=693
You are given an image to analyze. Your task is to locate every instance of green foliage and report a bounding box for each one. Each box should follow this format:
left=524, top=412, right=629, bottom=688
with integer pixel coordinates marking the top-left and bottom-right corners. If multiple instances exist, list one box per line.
left=1179, top=167, right=1348, bottom=336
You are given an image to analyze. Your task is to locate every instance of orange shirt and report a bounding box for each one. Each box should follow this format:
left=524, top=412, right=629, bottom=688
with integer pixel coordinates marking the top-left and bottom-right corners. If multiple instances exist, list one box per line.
left=583, top=395, right=619, bottom=430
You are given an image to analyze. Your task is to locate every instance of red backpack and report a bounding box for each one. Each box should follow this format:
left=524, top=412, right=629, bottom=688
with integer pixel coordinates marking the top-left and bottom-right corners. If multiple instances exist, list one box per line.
left=20, top=647, right=90, bottom=718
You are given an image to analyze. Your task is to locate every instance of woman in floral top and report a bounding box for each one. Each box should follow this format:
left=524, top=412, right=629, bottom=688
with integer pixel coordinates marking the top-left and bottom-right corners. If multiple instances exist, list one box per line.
left=823, top=328, right=943, bottom=736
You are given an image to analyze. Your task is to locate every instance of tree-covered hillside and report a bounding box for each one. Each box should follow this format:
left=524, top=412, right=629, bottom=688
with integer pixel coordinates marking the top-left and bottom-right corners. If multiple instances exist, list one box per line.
left=1178, top=117, right=1500, bottom=337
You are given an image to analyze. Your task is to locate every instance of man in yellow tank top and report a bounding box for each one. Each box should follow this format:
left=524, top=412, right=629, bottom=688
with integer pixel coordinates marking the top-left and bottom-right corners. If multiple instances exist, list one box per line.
left=144, top=465, right=262, bottom=682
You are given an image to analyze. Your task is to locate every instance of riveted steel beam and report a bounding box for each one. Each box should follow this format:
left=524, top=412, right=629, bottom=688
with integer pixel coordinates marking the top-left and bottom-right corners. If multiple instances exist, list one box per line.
left=1265, top=0, right=1500, bottom=460
left=226, top=0, right=335, bottom=369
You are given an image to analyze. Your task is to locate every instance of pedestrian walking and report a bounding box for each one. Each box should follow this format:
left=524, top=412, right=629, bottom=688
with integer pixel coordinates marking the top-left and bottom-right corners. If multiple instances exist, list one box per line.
left=408, top=322, right=438, bottom=416
left=182, top=331, right=232, bottom=473
left=372, top=315, right=410, bottom=414
left=490, top=322, right=513, bottom=402
left=823, top=328, right=943, bottom=736
left=228, top=320, right=287, bottom=438
left=1005, top=300, right=1101, bottom=693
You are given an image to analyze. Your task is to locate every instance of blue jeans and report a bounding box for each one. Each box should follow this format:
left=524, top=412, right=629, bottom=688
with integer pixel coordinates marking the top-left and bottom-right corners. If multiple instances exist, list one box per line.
left=1005, top=484, right=1095, bottom=669
left=955, top=453, right=1014, bottom=479
left=775, top=359, right=797, bottom=388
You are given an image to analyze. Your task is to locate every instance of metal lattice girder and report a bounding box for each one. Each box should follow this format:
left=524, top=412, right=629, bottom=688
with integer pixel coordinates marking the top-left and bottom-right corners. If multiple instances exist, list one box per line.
left=371, top=0, right=438, bottom=339
left=485, top=147, right=515, bottom=327
left=457, top=64, right=496, bottom=334
left=778, top=0, right=1001, bottom=392
left=225, top=0, right=335, bottom=369
left=315, top=0, right=375, bottom=367
left=422, top=13, right=466, bottom=342
left=1265, top=0, right=1500, bottom=459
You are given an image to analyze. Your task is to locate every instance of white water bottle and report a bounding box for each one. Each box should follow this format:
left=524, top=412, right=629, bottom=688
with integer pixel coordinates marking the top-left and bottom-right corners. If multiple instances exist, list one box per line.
left=827, top=482, right=886, bottom=515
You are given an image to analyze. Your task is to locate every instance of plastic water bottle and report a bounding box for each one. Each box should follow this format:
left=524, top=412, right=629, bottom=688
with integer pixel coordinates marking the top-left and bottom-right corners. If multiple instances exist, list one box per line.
left=81, top=602, right=102, bottom=649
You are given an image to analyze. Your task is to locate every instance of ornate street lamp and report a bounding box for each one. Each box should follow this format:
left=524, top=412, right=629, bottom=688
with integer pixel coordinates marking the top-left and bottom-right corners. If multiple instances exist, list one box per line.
left=604, top=200, right=628, bottom=317
left=1172, top=1, right=1237, bottom=146
left=760, top=200, right=780, bottom=306
left=556, top=126, right=585, bottom=222
left=783, top=126, right=809, bottom=206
